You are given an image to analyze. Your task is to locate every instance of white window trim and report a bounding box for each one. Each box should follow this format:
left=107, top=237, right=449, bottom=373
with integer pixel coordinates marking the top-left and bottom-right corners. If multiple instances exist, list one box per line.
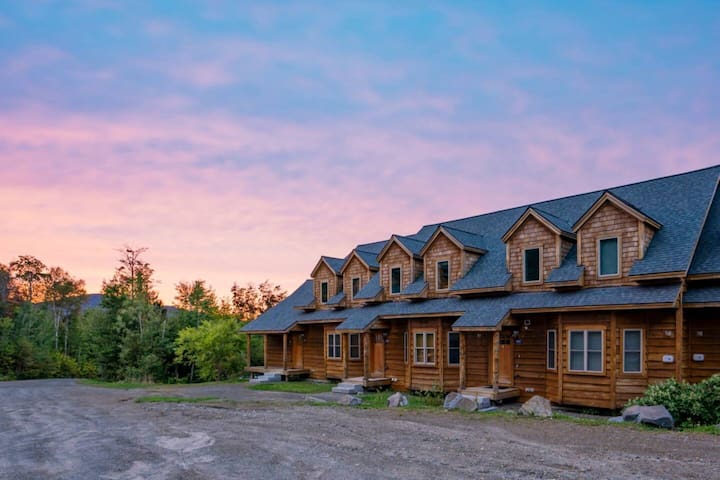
left=390, top=266, right=402, bottom=295
left=350, top=277, right=361, bottom=300
left=568, top=329, right=604, bottom=373
left=436, top=259, right=450, bottom=291
left=546, top=329, right=557, bottom=370
left=622, top=328, right=643, bottom=374
left=320, top=281, right=329, bottom=304
left=414, top=331, right=436, bottom=366
left=447, top=331, right=460, bottom=366
left=522, top=246, right=543, bottom=284
left=327, top=333, right=341, bottom=359
left=597, top=236, right=621, bottom=278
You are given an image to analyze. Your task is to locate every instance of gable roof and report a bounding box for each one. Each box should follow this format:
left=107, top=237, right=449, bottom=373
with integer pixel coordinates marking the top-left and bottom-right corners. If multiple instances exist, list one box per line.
left=352, top=272, right=384, bottom=301
left=419, top=225, right=487, bottom=256
left=377, top=234, right=425, bottom=261
left=502, top=207, right=575, bottom=243
left=688, top=186, right=720, bottom=277
left=573, top=191, right=662, bottom=232
left=546, top=244, right=584, bottom=284
left=310, top=256, right=345, bottom=277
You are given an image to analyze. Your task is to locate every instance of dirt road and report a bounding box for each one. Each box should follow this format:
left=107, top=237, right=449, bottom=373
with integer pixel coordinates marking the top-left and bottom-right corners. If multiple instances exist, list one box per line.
left=0, top=379, right=717, bottom=479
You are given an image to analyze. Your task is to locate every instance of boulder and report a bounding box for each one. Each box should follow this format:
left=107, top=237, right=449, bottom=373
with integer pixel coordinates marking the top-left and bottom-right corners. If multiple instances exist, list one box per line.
left=337, top=395, right=362, bottom=407
left=622, top=405, right=674, bottom=429
left=476, top=396, right=492, bottom=410
left=455, top=396, right=478, bottom=412
left=387, top=392, right=409, bottom=408
left=518, top=395, right=553, bottom=418
left=443, top=392, right=462, bottom=409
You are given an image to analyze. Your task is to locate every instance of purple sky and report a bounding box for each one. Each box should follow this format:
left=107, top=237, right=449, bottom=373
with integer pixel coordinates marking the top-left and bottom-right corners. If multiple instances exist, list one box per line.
left=1, top=2, right=719, bottom=303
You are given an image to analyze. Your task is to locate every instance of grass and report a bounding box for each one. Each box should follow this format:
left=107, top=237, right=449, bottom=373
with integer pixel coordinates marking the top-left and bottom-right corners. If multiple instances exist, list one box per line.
left=135, top=395, right=222, bottom=404
left=356, top=391, right=445, bottom=410
left=249, top=381, right=334, bottom=394
left=80, top=377, right=247, bottom=390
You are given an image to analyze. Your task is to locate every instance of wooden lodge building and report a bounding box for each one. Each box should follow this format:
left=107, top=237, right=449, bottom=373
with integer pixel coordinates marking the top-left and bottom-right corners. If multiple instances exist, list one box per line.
left=242, top=166, right=720, bottom=409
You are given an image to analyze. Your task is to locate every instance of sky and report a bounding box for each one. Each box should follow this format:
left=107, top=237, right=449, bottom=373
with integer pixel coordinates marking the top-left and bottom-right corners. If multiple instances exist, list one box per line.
left=1, top=1, right=719, bottom=304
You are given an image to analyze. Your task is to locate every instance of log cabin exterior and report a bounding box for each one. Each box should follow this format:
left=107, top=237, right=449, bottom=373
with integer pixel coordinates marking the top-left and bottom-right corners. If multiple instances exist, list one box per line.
left=243, top=166, right=720, bottom=409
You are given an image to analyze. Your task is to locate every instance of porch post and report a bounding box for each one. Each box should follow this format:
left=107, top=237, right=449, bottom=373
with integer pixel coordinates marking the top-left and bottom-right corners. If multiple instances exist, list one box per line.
left=282, top=333, right=288, bottom=378
left=492, top=330, right=500, bottom=395
left=459, top=332, right=466, bottom=391
left=363, top=332, right=371, bottom=383
left=246, top=334, right=252, bottom=368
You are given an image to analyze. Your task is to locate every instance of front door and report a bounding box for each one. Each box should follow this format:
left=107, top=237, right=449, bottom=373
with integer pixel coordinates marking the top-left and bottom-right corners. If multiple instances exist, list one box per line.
left=292, top=334, right=303, bottom=369
left=371, top=332, right=385, bottom=377
left=498, top=332, right=514, bottom=385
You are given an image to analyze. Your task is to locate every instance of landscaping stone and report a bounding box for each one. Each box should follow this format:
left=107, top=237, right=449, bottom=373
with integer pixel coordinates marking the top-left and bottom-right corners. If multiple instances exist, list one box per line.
left=455, top=396, right=478, bottom=412
left=443, top=392, right=462, bottom=409
left=387, top=392, right=408, bottom=408
left=622, top=405, right=674, bottom=429
left=337, top=395, right=362, bottom=407
left=518, top=395, right=553, bottom=418
left=476, top=396, right=492, bottom=410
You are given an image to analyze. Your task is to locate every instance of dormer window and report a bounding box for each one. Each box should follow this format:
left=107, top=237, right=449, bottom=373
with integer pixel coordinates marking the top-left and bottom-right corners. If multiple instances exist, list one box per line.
left=523, top=247, right=541, bottom=283
left=598, top=237, right=619, bottom=277
left=391, top=267, right=402, bottom=294
left=351, top=277, right=360, bottom=300
left=437, top=260, right=449, bottom=290
left=320, top=281, right=329, bottom=303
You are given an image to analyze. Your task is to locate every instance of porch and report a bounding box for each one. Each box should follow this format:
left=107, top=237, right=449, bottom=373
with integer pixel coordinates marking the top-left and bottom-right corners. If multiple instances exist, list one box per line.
left=342, top=376, right=393, bottom=389
left=245, top=366, right=311, bottom=381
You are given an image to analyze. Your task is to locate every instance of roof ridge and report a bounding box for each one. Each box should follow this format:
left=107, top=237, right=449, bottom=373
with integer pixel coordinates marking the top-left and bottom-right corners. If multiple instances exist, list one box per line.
left=441, top=224, right=484, bottom=236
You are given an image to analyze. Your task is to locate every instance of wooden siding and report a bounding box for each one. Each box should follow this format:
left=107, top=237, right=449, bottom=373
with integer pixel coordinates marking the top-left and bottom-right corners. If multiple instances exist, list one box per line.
left=512, top=316, right=550, bottom=401
left=266, top=334, right=283, bottom=368
left=343, top=256, right=372, bottom=304
left=424, top=234, right=462, bottom=297
left=303, top=325, right=326, bottom=379
left=379, top=242, right=413, bottom=298
left=313, top=263, right=340, bottom=305
left=465, top=332, right=490, bottom=386
left=577, top=202, right=641, bottom=286
left=386, top=321, right=408, bottom=390
left=686, top=309, right=720, bottom=383
left=507, top=216, right=560, bottom=291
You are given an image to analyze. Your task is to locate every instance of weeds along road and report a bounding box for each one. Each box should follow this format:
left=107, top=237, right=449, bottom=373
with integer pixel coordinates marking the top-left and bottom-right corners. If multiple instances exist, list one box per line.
left=0, top=379, right=717, bottom=479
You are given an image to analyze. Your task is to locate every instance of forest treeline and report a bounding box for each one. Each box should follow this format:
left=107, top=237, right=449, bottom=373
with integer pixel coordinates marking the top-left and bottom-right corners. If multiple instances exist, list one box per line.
left=0, top=248, right=285, bottom=383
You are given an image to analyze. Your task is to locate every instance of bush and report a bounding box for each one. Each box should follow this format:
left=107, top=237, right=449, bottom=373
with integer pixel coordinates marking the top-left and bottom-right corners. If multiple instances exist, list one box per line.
left=628, top=375, right=720, bottom=427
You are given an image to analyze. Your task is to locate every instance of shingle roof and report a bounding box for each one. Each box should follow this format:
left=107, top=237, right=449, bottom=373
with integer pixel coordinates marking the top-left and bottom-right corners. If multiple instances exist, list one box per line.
left=353, top=272, right=383, bottom=300
left=533, top=207, right=575, bottom=235
left=439, top=225, right=487, bottom=251
left=322, top=256, right=345, bottom=274
left=401, top=274, right=427, bottom=296
left=688, top=188, right=720, bottom=276
left=326, top=291, right=345, bottom=306
left=546, top=245, right=584, bottom=283
left=395, top=235, right=425, bottom=256
left=684, top=285, right=720, bottom=304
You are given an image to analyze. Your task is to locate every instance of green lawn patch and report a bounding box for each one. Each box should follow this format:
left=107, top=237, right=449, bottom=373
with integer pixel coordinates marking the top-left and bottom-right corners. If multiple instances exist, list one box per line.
left=135, top=395, right=222, bottom=404
left=249, top=381, right=334, bottom=394
left=357, top=391, right=444, bottom=410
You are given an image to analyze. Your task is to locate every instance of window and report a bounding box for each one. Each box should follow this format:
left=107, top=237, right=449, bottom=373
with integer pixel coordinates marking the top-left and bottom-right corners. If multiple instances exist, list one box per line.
left=391, top=267, right=402, bottom=294
left=349, top=333, right=361, bottom=360
left=524, top=248, right=541, bottom=283
left=448, top=332, right=460, bottom=365
left=599, top=237, right=619, bottom=277
left=569, top=330, right=603, bottom=372
left=351, top=277, right=361, bottom=300
left=414, top=331, right=435, bottom=365
left=403, top=331, right=408, bottom=364
left=327, top=333, right=341, bottom=359
left=320, top=281, right=329, bottom=303
left=547, top=330, right=557, bottom=370
left=623, top=329, right=642, bottom=373
left=436, top=260, right=449, bottom=290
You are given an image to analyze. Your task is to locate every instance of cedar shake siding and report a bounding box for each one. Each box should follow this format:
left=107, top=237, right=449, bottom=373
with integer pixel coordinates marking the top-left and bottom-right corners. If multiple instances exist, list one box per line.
left=506, top=216, right=563, bottom=290
left=313, top=263, right=340, bottom=305
left=424, top=234, right=463, bottom=296
left=343, top=256, right=372, bottom=304
left=379, top=242, right=414, bottom=298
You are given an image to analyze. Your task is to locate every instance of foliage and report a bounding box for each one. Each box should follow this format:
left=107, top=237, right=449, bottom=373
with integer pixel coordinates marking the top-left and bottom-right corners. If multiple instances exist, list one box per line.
left=627, top=375, right=720, bottom=427
left=249, top=381, right=333, bottom=394
left=357, top=391, right=445, bottom=410
left=231, top=280, right=286, bottom=321
left=174, top=317, right=246, bottom=381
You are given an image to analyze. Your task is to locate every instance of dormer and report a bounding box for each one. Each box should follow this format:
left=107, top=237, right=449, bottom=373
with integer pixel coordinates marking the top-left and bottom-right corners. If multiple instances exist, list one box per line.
left=340, top=247, right=379, bottom=303
left=420, top=226, right=486, bottom=297
left=377, top=235, right=425, bottom=299
left=502, top=207, right=576, bottom=290
left=310, top=256, right=344, bottom=307
left=572, top=191, right=661, bottom=286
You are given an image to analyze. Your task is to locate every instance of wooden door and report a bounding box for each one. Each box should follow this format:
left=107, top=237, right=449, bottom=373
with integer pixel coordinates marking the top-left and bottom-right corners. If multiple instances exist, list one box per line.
left=498, top=334, right=514, bottom=385
left=292, top=335, right=303, bottom=369
left=371, top=332, right=385, bottom=377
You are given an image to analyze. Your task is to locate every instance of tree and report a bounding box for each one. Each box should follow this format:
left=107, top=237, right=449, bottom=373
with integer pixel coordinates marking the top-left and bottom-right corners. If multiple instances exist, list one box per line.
left=9, top=255, right=47, bottom=303
left=174, top=280, right=217, bottom=326
left=174, top=317, right=246, bottom=381
left=230, top=280, right=286, bottom=321
left=43, top=267, right=86, bottom=353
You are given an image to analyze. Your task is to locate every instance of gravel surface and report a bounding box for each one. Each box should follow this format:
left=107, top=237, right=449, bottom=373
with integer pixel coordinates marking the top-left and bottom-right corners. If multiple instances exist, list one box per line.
left=0, top=379, right=717, bottom=479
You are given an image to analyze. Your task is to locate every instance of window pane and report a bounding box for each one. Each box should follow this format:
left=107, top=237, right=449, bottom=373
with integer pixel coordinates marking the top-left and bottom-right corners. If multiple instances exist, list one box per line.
left=448, top=332, right=459, bottom=349
left=437, top=261, right=449, bottom=289
left=426, top=333, right=434, bottom=348
left=524, top=248, right=540, bottom=282
left=426, top=348, right=435, bottom=364
left=625, top=352, right=641, bottom=373
left=547, top=331, right=556, bottom=369
left=587, top=331, right=602, bottom=351
left=448, top=348, right=459, bottom=365
left=391, top=268, right=401, bottom=294
left=587, top=351, right=602, bottom=371
left=624, top=330, right=641, bottom=351
left=599, top=238, right=619, bottom=276
left=321, top=282, right=328, bottom=303
left=570, top=351, right=584, bottom=370
left=570, top=331, right=584, bottom=351
left=415, top=333, right=424, bottom=349
left=352, top=278, right=360, bottom=297
left=415, top=348, right=423, bottom=363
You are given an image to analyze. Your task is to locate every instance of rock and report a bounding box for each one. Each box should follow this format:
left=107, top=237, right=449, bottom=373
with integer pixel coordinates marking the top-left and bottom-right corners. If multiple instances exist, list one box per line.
left=608, top=416, right=625, bottom=423
left=387, top=392, right=408, bottom=408
left=476, top=396, right=492, bottom=410
left=479, top=406, right=498, bottom=413
left=622, top=405, right=674, bottom=429
left=337, top=395, right=362, bottom=407
left=443, top=392, right=462, bottom=409
left=518, top=395, right=553, bottom=418
left=455, top=396, right=478, bottom=412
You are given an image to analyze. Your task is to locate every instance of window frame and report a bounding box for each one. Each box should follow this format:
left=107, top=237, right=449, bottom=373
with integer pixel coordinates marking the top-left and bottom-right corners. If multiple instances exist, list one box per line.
left=546, top=329, right=557, bottom=370
left=349, top=333, right=361, bottom=360
left=327, top=332, right=341, bottom=359
left=523, top=246, right=543, bottom=284
left=320, top=281, right=329, bottom=304
left=413, top=331, right=436, bottom=366
left=447, top=331, right=460, bottom=366
left=622, top=328, right=643, bottom=374
left=568, top=329, right=604, bottom=373
left=597, top=236, right=621, bottom=278
left=390, top=266, right=402, bottom=295
left=436, top=260, right=450, bottom=291
left=351, top=277, right=361, bottom=300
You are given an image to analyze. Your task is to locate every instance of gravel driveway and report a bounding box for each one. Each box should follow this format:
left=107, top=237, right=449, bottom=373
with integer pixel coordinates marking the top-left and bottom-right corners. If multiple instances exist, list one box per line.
left=0, top=379, right=717, bottom=479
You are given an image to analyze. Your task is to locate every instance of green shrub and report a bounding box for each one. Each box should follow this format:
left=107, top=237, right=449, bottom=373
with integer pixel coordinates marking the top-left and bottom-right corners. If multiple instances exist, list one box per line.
left=628, top=375, right=720, bottom=427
